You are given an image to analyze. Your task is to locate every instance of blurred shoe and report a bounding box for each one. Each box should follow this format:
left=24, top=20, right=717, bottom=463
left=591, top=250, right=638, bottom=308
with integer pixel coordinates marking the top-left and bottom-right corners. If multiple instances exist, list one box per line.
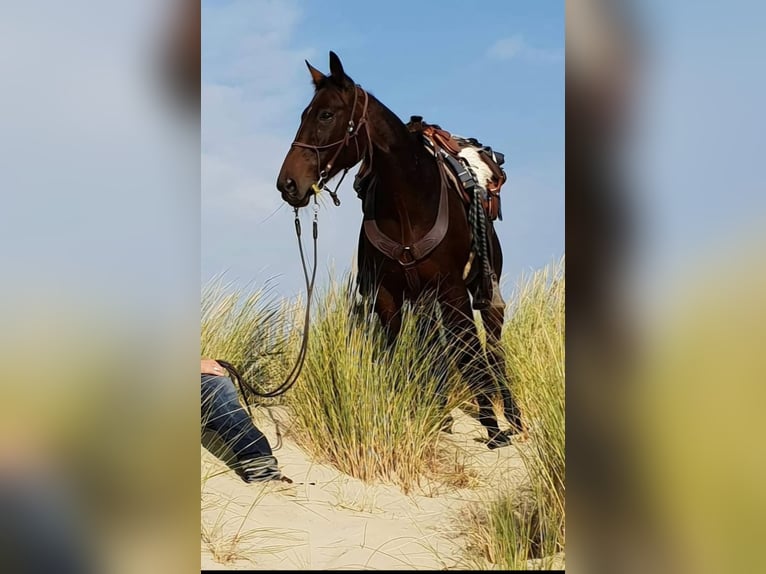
left=234, top=455, right=282, bottom=483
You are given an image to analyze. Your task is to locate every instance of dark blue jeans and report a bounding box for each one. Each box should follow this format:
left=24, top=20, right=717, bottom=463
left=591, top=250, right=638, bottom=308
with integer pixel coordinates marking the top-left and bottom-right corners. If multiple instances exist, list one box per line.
left=201, top=374, right=278, bottom=480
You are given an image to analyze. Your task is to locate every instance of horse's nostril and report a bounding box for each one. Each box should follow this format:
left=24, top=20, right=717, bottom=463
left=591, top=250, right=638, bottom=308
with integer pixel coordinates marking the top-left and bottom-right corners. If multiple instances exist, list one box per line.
left=284, top=178, right=297, bottom=194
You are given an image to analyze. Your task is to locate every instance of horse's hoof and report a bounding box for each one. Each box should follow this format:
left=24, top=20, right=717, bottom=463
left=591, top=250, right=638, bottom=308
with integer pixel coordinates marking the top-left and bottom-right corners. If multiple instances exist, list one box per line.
left=487, top=432, right=513, bottom=449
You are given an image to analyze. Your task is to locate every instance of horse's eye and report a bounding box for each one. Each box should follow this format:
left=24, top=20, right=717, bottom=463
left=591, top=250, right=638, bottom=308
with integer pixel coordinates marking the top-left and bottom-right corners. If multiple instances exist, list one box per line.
left=318, top=110, right=334, bottom=121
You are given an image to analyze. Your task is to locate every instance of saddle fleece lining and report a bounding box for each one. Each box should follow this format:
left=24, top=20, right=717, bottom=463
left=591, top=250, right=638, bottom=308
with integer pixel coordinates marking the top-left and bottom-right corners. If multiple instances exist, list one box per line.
left=456, top=146, right=494, bottom=190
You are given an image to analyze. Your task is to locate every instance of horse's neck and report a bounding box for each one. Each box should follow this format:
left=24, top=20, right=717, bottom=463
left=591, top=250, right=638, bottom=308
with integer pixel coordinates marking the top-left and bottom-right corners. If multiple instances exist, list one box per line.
left=366, top=97, right=440, bottom=228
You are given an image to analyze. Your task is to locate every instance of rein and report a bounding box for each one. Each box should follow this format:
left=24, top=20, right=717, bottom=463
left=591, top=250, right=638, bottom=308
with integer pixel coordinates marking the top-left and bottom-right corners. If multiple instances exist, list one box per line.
left=215, top=199, right=319, bottom=450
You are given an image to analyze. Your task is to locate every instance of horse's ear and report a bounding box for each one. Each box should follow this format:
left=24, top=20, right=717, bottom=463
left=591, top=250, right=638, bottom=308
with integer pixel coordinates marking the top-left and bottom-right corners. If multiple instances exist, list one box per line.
left=305, top=60, right=326, bottom=87
left=329, top=51, right=351, bottom=86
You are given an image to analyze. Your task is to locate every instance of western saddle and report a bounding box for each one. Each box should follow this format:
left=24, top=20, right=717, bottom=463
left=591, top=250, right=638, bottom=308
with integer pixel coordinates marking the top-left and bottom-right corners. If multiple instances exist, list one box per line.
left=406, top=116, right=508, bottom=309
left=353, top=115, right=509, bottom=310
left=405, top=115, right=507, bottom=222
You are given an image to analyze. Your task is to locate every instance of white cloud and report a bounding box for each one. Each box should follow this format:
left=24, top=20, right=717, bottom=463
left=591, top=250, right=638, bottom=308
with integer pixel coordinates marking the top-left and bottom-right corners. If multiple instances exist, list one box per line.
left=487, top=35, right=562, bottom=62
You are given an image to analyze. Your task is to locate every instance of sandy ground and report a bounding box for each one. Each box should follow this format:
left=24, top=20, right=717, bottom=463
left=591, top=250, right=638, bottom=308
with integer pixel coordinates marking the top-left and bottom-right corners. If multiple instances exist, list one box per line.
left=201, top=407, right=531, bottom=570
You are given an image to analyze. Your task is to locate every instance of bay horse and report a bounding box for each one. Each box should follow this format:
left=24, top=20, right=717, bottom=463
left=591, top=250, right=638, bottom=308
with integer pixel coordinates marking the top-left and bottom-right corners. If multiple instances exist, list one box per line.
left=276, top=52, right=522, bottom=448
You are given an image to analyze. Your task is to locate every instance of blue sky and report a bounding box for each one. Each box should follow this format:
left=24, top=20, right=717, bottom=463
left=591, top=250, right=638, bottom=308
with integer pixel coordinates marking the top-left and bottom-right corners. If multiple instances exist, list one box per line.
left=202, top=0, right=564, bottom=299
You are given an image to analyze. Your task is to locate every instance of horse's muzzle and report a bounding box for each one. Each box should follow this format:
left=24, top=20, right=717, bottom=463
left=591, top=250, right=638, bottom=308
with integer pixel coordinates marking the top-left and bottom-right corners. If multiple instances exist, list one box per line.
left=280, top=189, right=311, bottom=208
left=277, top=177, right=311, bottom=208
left=279, top=177, right=298, bottom=195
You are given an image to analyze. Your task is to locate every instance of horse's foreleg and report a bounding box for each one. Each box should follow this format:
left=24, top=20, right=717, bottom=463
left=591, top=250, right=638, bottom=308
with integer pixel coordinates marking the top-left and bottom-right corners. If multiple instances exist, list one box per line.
left=374, top=284, right=403, bottom=346
left=440, top=284, right=507, bottom=448
left=480, top=297, right=524, bottom=435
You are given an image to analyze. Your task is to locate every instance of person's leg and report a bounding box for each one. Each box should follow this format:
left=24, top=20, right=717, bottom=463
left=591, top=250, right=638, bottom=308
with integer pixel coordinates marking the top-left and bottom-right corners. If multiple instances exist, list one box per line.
left=200, top=374, right=280, bottom=482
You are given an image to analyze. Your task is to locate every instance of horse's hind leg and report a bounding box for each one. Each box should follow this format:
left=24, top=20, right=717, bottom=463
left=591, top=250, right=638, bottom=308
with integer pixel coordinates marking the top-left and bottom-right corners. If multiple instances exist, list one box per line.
left=481, top=295, right=524, bottom=435
left=440, top=284, right=506, bottom=448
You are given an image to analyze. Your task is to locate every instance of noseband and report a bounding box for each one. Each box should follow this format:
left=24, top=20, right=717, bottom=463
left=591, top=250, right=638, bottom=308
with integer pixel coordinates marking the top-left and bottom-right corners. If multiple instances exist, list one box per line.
left=291, top=85, right=373, bottom=206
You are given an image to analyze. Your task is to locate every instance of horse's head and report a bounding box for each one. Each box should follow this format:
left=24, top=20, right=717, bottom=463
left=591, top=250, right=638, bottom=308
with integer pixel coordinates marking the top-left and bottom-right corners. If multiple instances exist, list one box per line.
left=277, top=51, right=368, bottom=208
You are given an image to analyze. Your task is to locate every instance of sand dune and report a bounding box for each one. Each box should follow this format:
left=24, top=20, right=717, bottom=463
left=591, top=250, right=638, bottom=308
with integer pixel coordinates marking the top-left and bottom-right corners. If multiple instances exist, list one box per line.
left=201, top=407, right=530, bottom=570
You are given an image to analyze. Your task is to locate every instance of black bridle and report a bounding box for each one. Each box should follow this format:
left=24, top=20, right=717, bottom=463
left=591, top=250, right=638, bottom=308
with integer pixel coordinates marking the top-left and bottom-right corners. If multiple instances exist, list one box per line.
left=291, top=85, right=373, bottom=206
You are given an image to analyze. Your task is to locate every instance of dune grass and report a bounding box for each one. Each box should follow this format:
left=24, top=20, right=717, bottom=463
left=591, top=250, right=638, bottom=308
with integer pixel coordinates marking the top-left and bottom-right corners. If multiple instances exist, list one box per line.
left=200, top=259, right=565, bottom=567
left=286, top=277, right=471, bottom=491
left=201, top=277, right=300, bottom=403
left=200, top=274, right=471, bottom=492
left=465, top=258, right=565, bottom=569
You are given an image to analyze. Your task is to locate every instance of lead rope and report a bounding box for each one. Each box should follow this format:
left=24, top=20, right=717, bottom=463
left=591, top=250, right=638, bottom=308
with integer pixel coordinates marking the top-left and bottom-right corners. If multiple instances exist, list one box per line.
left=218, top=87, right=370, bottom=448
left=216, top=195, right=319, bottom=450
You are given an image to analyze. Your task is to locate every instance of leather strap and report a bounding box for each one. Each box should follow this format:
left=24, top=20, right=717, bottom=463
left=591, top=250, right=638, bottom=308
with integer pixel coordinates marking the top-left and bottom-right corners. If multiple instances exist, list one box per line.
left=423, top=126, right=462, bottom=155
left=363, top=159, right=450, bottom=268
